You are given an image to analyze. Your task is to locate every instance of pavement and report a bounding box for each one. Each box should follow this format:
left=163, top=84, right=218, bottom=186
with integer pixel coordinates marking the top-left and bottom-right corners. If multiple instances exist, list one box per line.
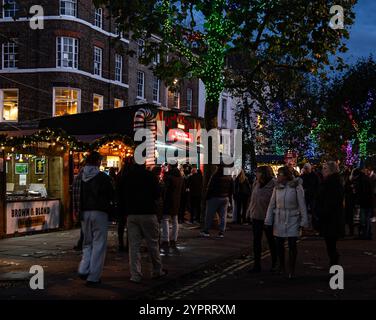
left=0, top=222, right=375, bottom=300
left=0, top=221, right=252, bottom=300
left=182, top=230, right=376, bottom=300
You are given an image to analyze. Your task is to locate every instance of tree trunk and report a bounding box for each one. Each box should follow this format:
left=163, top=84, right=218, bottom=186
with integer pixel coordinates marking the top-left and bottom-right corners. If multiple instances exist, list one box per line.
left=200, top=99, right=219, bottom=229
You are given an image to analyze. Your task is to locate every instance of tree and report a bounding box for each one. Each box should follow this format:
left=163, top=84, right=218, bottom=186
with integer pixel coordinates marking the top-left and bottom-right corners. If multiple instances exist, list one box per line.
left=226, top=0, right=356, bottom=170
left=324, top=57, right=376, bottom=162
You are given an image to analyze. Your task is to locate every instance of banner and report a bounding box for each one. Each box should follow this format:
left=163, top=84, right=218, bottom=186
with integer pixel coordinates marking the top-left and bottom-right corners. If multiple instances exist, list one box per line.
left=6, top=200, right=60, bottom=235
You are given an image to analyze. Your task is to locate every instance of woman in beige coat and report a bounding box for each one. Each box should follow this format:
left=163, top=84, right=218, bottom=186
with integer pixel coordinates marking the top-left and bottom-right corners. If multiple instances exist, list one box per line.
left=265, top=166, right=308, bottom=278
left=249, top=166, right=277, bottom=273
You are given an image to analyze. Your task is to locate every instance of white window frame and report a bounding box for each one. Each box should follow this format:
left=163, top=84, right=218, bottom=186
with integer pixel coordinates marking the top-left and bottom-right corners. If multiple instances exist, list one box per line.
left=114, top=98, right=124, bottom=108
left=2, top=0, right=18, bottom=19
left=137, top=71, right=145, bottom=99
left=94, top=7, right=103, bottom=29
left=56, top=37, right=78, bottom=69
left=137, top=39, right=145, bottom=58
left=93, top=46, right=102, bottom=77
left=153, top=76, right=160, bottom=103
left=221, top=98, right=227, bottom=122
left=173, top=91, right=180, bottom=109
left=60, top=0, right=77, bottom=17
left=2, top=41, right=18, bottom=69
left=152, top=53, right=160, bottom=65
left=93, top=94, right=103, bottom=111
left=186, top=88, right=193, bottom=112
left=0, top=88, right=18, bottom=122
left=53, top=87, right=81, bottom=117
left=115, top=54, right=123, bottom=82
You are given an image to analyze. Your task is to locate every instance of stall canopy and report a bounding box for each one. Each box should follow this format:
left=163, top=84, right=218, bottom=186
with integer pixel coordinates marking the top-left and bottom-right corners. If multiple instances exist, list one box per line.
left=38, top=106, right=137, bottom=136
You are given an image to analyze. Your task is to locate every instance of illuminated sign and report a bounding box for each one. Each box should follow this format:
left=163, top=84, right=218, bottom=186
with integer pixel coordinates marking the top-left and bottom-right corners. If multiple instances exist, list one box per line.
left=167, top=129, right=193, bottom=143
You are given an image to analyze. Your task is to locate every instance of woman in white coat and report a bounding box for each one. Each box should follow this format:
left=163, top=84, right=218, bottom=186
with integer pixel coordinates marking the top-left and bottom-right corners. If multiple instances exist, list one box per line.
left=265, top=166, right=308, bottom=278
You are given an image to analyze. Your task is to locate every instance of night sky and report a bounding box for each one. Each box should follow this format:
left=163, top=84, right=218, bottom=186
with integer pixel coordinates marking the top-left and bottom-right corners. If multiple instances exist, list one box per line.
left=343, top=0, right=376, bottom=62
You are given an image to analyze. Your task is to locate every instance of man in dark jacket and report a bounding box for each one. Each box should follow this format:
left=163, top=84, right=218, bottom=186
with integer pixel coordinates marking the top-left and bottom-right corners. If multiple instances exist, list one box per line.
left=187, top=167, right=203, bottom=223
left=201, top=165, right=234, bottom=238
left=353, top=169, right=373, bottom=240
left=316, top=162, right=345, bottom=267
left=161, top=163, right=184, bottom=250
left=118, top=163, right=166, bottom=283
left=75, top=152, right=114, bottom=286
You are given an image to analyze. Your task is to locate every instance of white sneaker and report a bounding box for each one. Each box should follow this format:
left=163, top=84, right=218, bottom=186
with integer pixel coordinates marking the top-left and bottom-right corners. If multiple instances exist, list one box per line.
left=200, top=231, right=210, bottom=237
left=371, top=217, right=376, bottom=223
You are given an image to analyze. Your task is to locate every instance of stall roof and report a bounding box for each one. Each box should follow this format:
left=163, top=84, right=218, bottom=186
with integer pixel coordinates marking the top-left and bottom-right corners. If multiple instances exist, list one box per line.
left=39, top=106, right=136, bottom=136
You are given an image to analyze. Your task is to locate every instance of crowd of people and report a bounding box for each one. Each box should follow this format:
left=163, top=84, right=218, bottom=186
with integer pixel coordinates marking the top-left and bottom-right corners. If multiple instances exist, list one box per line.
left=72, top=151, right=376, bottom=286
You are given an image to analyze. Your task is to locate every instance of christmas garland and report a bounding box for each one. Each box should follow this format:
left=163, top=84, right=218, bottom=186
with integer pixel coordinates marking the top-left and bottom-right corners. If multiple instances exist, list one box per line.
left=0, top=129, right=135, bottom=153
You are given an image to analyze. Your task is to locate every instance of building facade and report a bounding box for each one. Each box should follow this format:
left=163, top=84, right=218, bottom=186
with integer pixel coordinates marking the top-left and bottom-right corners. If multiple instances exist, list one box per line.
left=0, top=0, right=200, bottom=128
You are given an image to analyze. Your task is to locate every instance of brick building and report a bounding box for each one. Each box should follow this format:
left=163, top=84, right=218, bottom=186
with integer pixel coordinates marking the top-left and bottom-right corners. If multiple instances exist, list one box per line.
left=0, top=0, right=200, bottom=128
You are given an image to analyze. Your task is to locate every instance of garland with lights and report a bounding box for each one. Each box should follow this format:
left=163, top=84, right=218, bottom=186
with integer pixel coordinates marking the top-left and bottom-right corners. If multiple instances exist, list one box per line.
left=0, top=129, right=135, bottom=154
left=88, top=134, right=135, bottom=151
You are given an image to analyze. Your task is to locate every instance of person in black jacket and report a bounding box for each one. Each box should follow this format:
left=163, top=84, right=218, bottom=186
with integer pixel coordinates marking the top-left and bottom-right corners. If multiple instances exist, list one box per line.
left=76, top=152, right=114, bottom=287
left=161, top=163, right=184, bottom=250
left=187, top=167, right=203, bottom=223
left=201, top=165, right=234, bottom=238
left=118, top=163, right=166, bottom=283
left=351, top=168, right=373, bottom=240
left=316, top=161, right=345, bottom=267
left=234, top=169, right=252, bottom=224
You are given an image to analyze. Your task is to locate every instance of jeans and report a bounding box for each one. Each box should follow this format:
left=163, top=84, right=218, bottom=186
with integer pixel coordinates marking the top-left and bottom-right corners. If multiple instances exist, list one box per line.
left=127, top=215, right=163, bottom=281
left=78, top=211, right=109, bottom=282
left=252, top=219, right=277, bottom=269
left=161, top=215, right=179, bottom=243
left=276, top=237, right=298, bottom=274
left=324, top=237, right=339, bottom=266
left=235, top=194, right=249, bottom=224
left=204, top=197, right=229, bottom=233
left=360, top=208, right=373, bottom=239
left=117, top=215, right=127, bottom=248
left=190, top=195, right=202, bottom=223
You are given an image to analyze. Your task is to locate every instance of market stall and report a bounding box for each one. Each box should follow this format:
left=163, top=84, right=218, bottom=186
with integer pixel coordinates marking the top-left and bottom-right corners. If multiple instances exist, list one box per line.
left=0, top=129, right=76, bottom=237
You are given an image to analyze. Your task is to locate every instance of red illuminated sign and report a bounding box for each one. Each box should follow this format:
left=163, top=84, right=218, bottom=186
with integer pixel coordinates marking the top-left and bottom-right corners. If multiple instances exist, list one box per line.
left=167, top=129, right=193, bottom=143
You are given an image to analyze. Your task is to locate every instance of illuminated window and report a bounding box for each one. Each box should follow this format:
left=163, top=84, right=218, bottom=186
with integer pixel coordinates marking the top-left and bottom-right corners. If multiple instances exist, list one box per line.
left=53, top=88, right=80, bottom=116
left=0, top=89, right=18, bottom=122
left=56, top=37, right=78, bottom=69
left=114, top=98, right=124, bottom=108
left=60, top=0, right=76, bottom=17
left=93, top=94, right=103, bottom=111
left=2, top=41, right=18, bottom=69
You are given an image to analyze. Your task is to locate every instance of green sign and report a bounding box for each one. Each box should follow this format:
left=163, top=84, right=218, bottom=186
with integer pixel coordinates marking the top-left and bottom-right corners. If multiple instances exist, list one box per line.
left=15, top=163, right=28, bottom=175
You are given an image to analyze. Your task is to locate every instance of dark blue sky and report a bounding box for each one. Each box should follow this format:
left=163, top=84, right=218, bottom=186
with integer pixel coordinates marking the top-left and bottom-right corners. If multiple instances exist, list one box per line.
left=343, top=0, right=376, bottom=62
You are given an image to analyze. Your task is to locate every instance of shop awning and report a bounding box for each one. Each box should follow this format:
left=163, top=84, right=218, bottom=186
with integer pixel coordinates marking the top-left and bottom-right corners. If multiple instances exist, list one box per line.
left=38, top=107, right=136, bottom=136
